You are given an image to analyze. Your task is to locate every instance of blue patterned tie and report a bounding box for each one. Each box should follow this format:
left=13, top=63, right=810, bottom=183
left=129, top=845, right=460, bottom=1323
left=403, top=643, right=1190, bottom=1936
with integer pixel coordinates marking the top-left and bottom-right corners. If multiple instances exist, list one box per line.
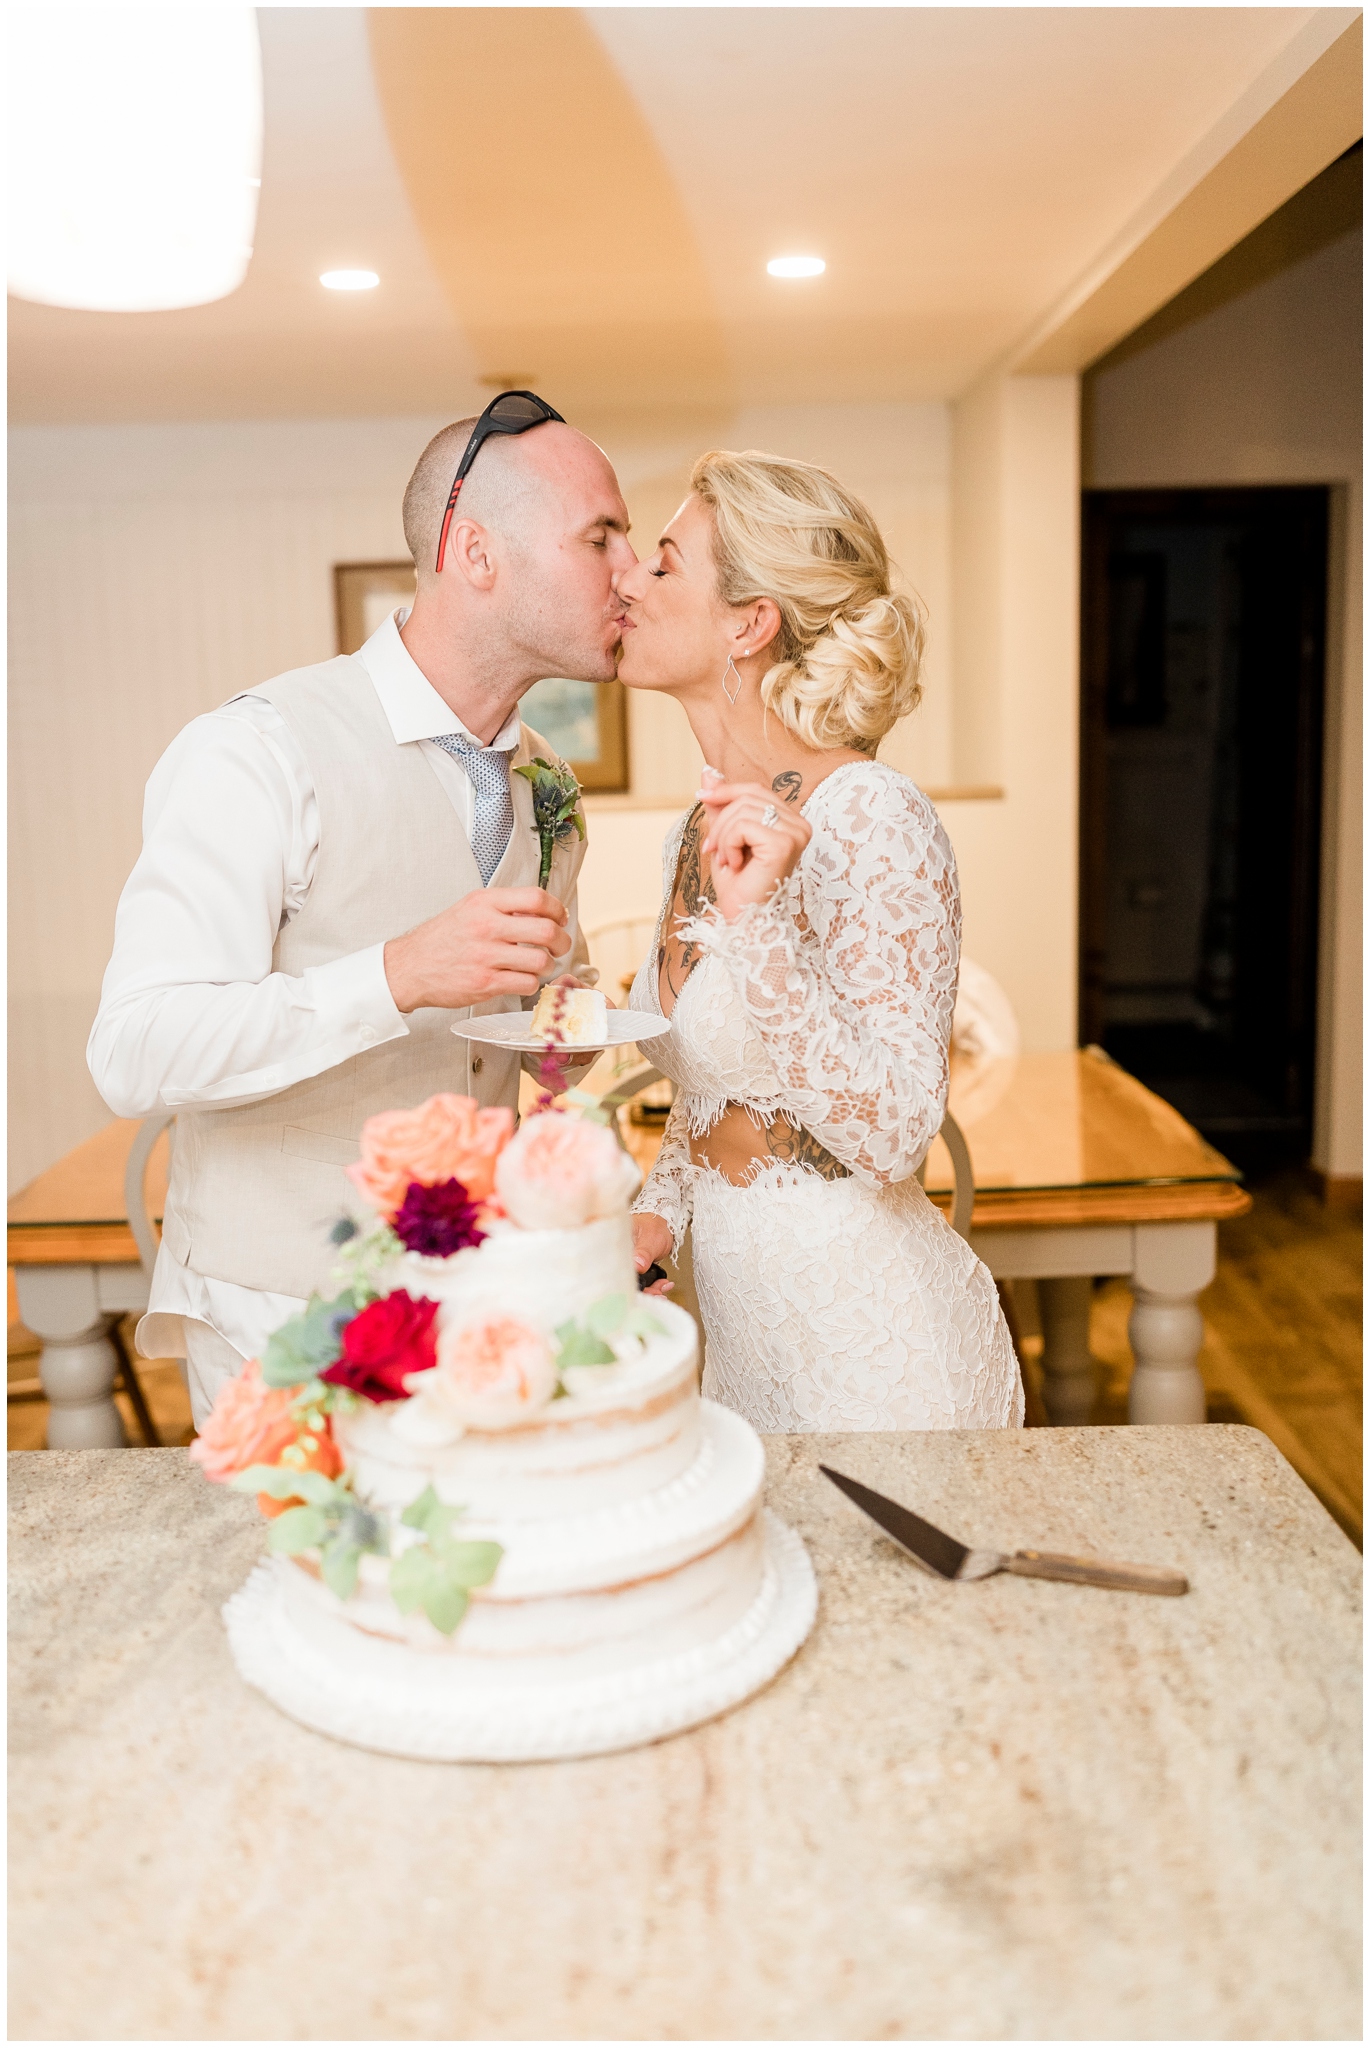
left=430, top=732, right=515, bottom=886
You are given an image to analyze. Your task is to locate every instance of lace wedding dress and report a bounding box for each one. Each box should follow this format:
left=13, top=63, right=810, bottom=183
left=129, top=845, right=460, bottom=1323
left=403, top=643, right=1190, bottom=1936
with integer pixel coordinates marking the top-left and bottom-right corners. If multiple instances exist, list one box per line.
left=629, top=761, right=1023, bottom=1432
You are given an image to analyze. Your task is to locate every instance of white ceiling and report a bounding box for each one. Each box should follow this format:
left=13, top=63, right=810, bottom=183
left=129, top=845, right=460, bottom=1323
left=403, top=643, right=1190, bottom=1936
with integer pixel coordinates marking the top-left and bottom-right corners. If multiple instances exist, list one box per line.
left=6, top=5, right=1346, bottom=424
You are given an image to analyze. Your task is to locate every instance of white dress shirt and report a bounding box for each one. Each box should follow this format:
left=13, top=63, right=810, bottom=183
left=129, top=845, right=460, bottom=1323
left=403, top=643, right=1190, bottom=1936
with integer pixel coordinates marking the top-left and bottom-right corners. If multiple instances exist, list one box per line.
left=88, top=610, right=567, bottom=1375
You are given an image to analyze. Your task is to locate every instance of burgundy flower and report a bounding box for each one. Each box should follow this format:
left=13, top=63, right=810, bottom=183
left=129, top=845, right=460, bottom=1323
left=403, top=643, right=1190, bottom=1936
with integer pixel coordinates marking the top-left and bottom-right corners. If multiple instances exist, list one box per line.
left=391, top=1177, right=487, bottom=1258
left=320, top=1293, right=440, bottom=1404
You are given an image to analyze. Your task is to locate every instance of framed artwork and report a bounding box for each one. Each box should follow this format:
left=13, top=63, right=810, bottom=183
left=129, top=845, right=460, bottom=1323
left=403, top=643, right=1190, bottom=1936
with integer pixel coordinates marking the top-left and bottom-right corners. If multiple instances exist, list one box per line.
left=334, top=560, right=629, bottom=792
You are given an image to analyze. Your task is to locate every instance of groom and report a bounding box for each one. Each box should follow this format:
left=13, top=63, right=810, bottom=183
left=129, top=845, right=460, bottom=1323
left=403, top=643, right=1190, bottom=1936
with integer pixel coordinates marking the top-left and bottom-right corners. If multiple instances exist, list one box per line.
left=89, top=396, right=636, bottom=1422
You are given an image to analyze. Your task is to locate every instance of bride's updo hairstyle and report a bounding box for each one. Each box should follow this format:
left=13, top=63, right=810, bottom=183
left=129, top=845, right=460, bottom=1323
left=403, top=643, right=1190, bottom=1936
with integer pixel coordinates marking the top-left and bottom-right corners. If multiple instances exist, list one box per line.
left=691, top=449, right=926, bottom=753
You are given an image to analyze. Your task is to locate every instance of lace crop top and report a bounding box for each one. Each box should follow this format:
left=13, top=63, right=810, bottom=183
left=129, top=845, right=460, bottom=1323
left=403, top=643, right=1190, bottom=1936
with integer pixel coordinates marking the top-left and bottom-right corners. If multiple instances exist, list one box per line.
left=628, top=760, right=961, bottom=1256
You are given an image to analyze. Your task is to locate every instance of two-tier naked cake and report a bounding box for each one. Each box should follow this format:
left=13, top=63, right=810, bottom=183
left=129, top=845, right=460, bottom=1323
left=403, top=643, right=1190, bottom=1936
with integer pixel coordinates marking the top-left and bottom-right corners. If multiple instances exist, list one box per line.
left=194, top=1091, right=816, bottom=1761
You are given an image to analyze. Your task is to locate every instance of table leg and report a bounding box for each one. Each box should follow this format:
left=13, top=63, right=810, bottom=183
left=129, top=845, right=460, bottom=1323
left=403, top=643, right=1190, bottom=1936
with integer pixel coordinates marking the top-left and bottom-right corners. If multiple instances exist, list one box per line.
left=1037, top=1277, right=1098, bottom=1425
left=13, top=1266, right=128, bottom=1449
left=1126, top=1222, right=1216, bottom=1425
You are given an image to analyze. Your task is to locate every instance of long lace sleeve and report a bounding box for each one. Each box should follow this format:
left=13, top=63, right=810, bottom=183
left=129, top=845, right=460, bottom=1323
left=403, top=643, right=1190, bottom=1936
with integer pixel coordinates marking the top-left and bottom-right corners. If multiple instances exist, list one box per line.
left=632, top=1091, right=694, bottom=1258
left=679, top=766, right=959, bottom=1186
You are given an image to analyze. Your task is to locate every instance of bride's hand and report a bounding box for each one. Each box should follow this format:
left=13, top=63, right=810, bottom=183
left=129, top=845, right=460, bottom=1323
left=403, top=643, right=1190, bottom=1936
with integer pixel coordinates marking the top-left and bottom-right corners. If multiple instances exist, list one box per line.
left=632, top=1212, right=675, bottom=1295
left=698, top=779, right=811, bottom=921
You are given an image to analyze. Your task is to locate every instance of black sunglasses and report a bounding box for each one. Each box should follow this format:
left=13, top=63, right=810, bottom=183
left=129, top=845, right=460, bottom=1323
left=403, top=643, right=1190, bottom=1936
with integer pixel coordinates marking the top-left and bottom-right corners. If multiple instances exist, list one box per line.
left=434, top=389, right=566, bottom=573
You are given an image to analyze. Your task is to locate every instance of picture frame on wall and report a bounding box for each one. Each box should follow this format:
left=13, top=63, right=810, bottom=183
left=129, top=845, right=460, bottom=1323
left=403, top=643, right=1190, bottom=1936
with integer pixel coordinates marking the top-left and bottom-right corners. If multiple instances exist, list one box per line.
left=334, top=560, right=629, bottom=792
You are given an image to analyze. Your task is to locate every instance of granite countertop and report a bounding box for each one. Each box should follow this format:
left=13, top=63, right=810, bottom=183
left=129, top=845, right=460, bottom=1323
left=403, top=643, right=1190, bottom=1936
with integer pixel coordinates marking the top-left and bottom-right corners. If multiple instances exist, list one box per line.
left=8, top=1426, right=1361, bottom=2041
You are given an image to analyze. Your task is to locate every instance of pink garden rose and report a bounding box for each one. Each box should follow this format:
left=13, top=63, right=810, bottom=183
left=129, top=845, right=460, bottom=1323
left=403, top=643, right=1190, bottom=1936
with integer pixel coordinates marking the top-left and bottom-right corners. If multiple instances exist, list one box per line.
left=346, top=1093, right=516, bottom=1220
left=189, top=1357, right=302, bottom=1485
left=493, top=1112, right=640, bottom=1232
left=419, top=1313, right=559, bottom=1431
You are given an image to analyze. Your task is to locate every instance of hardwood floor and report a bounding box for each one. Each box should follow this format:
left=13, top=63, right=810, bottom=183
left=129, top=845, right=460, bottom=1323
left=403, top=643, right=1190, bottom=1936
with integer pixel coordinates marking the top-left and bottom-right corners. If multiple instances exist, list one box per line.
left=9, top=1170, right=1360, bottom=1542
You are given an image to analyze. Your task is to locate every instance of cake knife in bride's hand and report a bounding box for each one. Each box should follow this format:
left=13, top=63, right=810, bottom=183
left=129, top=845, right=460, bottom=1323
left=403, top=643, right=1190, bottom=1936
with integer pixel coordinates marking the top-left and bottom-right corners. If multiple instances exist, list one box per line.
left=820, top=1465, right=1188, bottom=1596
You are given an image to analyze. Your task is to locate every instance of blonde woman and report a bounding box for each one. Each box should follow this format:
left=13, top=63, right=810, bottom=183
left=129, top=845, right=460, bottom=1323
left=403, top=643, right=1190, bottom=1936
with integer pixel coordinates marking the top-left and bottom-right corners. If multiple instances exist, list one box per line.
left=615, top=451, right=1022, bottom=1431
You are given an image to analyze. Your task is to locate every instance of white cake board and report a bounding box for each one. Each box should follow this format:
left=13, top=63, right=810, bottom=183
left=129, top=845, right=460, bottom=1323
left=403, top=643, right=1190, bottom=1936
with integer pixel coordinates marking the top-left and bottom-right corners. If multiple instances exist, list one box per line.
left=224, top=1512, right=817, bottom=1763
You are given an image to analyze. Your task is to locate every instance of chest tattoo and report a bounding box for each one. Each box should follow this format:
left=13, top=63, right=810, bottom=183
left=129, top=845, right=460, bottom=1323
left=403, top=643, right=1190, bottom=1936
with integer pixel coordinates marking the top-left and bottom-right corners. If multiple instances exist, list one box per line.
left=658, top=805, right=716, bottom=1010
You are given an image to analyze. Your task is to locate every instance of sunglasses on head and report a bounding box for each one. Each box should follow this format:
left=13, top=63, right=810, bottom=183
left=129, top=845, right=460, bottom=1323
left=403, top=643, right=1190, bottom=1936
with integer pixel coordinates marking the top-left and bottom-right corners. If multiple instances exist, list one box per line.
left=434, top=389, right=566, bottom=573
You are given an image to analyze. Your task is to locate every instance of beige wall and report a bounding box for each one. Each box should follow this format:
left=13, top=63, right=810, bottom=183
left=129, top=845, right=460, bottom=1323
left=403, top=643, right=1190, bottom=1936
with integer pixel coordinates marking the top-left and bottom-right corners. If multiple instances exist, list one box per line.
left=11, top=399, right=995, bottom=1191
left=1083, top=220, right=1362, bottom=1176
left=947, top=373, right=1083, bottom=1054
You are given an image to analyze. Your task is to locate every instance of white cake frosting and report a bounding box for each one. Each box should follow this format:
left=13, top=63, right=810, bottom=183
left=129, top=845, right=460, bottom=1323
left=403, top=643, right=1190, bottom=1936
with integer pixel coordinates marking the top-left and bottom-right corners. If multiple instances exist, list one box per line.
left=397, top=1210, right=638, bottom=1335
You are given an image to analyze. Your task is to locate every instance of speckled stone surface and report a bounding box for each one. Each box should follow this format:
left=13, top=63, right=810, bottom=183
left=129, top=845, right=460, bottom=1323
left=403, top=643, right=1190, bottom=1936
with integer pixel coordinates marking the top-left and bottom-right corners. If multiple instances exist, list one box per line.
left=8, top=1428, right=1361, bottom=2041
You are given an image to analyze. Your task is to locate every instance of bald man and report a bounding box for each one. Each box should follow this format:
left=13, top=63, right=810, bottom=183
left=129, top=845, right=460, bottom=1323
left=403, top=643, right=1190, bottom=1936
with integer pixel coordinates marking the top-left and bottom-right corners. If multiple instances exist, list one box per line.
left=89, top=411, right=637, bottom=1423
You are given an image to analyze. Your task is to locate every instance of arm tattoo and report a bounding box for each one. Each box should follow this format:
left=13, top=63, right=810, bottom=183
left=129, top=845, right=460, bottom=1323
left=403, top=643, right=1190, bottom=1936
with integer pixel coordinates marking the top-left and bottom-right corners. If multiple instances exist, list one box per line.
left=771, top=770, right=804, bottom=804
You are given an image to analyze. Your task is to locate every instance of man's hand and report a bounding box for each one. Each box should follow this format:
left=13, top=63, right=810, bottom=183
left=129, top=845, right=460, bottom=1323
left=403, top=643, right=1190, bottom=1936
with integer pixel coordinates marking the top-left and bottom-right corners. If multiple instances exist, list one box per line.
left=384, top=887, right=571, bottom=1014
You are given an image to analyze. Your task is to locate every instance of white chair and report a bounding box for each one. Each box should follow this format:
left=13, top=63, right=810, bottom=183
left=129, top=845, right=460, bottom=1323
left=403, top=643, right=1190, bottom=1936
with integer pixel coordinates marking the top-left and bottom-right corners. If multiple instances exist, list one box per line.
left=584, top=915, right=659, bottom=1001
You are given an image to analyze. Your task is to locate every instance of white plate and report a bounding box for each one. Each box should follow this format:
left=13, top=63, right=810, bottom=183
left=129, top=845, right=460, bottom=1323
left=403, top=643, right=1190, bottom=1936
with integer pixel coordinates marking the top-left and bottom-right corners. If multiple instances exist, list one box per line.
left=449, top=1010, right=671, bottom=1053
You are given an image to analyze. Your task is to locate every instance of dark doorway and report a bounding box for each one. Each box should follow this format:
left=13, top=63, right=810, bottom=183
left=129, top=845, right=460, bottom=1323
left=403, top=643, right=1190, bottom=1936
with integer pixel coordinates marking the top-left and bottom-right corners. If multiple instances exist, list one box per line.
left=1080, top=487, right=1327, bottom=1174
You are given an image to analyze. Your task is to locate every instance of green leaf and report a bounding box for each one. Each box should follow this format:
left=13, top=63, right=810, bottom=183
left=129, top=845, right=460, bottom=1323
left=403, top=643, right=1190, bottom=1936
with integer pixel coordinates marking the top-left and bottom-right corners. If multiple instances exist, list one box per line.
left=320, top=1539, right=363, bottom=1600
left=626, top=1304, right=666, bottom=1341
left=388, top=1543, right=434, bottom=1616
left=420, top=1578, right=469, bottom=1637
left=400, top=1485, right=469, bottom=1546
left=400, top=1483, right=441, bottom=1533
left=389, top=1541, right=486, bottom=1635
left=230, top=1464, right=347, bottom=1508
left=261, top=1289, right=359, bottom=1387
left=586, top=1293, right=628, bottom=1339
left=434, top=1539, right=503, bottom=1589
left=556, top=1326, right=617, bottom=1367
left=266, top=1505, right=329, bottom=1554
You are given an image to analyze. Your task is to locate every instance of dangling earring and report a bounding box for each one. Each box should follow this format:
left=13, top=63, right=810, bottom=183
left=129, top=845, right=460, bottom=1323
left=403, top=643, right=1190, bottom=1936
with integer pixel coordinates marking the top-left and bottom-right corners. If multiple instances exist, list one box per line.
left=721, top=650, right=749, bottom=707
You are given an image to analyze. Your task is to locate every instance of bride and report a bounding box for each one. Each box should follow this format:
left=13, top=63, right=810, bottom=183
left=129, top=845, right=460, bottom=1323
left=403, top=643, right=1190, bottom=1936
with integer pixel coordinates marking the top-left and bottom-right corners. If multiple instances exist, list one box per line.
left=615, top=449, right=1023, bottom=1431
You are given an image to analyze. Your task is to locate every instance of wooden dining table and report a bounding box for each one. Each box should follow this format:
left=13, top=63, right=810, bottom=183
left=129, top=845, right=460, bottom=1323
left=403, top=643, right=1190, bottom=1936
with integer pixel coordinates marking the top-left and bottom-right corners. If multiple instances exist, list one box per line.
left=7, top=1118, right=169, bottom=1448
left=920, top=1044, right=1251, bottom=1425
left=9, top=1048, right=1248, bottom=1446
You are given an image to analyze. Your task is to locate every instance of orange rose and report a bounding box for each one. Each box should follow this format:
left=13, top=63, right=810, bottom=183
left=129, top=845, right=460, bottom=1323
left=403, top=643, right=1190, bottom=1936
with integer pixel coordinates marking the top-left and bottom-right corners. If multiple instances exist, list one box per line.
left=256, top=1424, right=344, bottom=1520
left=346, top=1094, right=516, bottom=1220
left=189, top=1358, right=299, bottom=1484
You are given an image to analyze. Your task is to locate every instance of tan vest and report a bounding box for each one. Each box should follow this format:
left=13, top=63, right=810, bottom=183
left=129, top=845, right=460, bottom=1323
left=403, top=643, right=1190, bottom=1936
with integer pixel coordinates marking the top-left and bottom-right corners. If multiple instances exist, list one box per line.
left=161, top=654, right=570, bottom=1300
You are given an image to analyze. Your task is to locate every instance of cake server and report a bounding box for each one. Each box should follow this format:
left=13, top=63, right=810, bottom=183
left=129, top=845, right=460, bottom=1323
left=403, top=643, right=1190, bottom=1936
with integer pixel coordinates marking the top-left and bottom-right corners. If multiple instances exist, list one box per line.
left=819, top=1465, right=1188, bottom=1596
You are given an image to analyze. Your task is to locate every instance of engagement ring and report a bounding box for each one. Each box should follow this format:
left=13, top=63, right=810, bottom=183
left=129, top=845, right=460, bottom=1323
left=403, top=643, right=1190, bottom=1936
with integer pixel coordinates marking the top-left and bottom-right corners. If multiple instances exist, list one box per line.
left=761, top=804, right=779, bottom=828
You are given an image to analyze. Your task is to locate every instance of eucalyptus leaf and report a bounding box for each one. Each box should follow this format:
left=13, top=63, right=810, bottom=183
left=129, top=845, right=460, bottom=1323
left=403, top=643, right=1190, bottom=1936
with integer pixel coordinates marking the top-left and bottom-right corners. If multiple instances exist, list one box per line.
left=420, top=1578, right=470, bottom=1637
left=626, top=1305, right=666, bottom=1341
left=556, top=1326, right=616, bottom=1368
left=435, top=1539, right=503, bottom=1590
left=400, top=1484, right=441, bottom=1534
left=231, top=1464, right=347, bottom=1508
left=266, top=1505, right=328, bottom=1554
left=388, top=1544, right=435, bottom=1616
left=261, top=1289, right=359, bottom=1387
left=320, top=1540, right=363, bottom=1600
left=585, top=1293, right=629, bottom=1340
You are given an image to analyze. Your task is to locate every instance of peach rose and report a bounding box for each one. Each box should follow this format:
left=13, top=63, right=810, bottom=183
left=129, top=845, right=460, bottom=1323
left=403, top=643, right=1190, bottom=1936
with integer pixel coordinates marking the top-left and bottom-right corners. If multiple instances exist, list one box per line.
left=189, top=1357, right=300, bottom=1484
left=425, top=1313, right=558, bottom=1431
left=347, top=1093, right=516, bottom=1219
left=494, top=1112, right=640, bottom=1232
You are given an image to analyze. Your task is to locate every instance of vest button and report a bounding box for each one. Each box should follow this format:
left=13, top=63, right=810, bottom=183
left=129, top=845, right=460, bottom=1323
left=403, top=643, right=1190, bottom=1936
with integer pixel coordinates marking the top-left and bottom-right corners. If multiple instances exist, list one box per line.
left=471, top=1056, right=484, bottom=1075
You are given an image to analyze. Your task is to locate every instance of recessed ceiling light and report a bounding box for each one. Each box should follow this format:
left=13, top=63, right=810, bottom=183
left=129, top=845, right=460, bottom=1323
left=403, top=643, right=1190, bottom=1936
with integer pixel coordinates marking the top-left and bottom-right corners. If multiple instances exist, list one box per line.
left=8, top=7, right=262, bottom=313
left=767, top=255, right=825, bottom=279
left=320, top=269, right=379, bottom=292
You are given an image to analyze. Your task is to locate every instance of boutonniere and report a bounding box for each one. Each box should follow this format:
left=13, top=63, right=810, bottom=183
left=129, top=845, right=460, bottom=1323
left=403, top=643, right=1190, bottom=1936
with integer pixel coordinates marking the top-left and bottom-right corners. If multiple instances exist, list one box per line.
left=514, top=756, right=585, bottom=887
